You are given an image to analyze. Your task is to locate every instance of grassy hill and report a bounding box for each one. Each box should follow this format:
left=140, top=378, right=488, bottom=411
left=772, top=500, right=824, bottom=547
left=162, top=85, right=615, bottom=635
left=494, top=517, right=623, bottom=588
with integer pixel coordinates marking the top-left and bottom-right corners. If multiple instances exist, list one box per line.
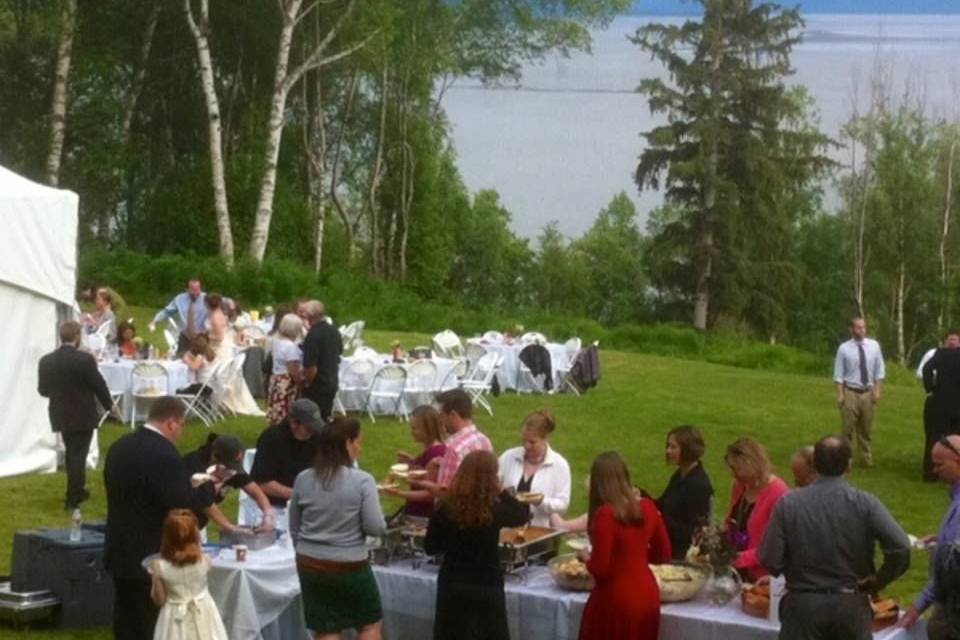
left=0, top=326, right=942, bottom=638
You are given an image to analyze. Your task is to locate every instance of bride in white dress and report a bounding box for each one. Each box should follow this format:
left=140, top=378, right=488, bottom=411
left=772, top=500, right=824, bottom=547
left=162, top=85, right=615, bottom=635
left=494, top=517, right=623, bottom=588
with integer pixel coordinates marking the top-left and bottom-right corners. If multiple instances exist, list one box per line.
left=150, top=510, right=228, bottom=640
left=205, top=295, right=264, bottom=417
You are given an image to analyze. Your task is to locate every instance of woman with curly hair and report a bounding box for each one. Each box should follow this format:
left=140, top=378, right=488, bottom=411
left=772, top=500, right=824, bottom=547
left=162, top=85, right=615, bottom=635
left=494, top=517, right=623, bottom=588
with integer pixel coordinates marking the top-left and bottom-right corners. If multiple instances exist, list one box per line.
left=424, top=450, right=529, bottom=640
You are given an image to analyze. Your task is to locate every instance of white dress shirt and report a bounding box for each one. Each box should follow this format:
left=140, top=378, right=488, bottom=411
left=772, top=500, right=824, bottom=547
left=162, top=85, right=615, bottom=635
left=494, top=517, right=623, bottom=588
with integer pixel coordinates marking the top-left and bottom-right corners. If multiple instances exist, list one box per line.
left=498, top=445, right=571, bottom=527
left=917, top=348, right=936, bottom=380
left=833, top=337, right=885, bottom=390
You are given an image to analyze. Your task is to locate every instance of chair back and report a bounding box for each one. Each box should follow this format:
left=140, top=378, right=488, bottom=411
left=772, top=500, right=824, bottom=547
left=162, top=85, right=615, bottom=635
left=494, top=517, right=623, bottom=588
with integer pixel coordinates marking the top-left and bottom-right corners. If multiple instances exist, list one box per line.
left=341, top=359, right=376, bottom=389
left=521, top=331, right=548, bottom=346
left=95, top=320, right=114, bottom=339
left=340, top=320, right=366, bottom=351
left=431, top=330, right=463, bottom=358
left=465, top=352, right=499, bottom=385
left=132, top=362, right=168, bottom=396
left=482, top=330, right=504, bottom=342
left=86, top=333, right=106, bottom=357
left=564, top=337, right=582, bottom=359
left=465, top=342, right=488, bottom=367
left=405, top=360, right=438, bottom=390
left=374, top=364, right=407, bottom=382
left=163, top=328, right=178, bottom=352
left=353, top=345, right=379, bottom=361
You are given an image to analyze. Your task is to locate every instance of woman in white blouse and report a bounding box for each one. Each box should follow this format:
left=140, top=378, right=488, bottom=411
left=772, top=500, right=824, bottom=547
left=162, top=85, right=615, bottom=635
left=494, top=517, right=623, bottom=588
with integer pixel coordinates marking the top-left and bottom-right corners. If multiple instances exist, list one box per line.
left=498, top=409, right=571, bottom=527
left=266, top=313, right=303, bottom=425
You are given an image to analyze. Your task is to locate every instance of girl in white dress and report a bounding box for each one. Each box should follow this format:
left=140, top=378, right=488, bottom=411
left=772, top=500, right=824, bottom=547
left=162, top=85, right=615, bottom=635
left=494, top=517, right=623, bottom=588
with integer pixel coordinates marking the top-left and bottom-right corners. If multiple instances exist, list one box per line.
left=149, top=509, right=228, bottom=640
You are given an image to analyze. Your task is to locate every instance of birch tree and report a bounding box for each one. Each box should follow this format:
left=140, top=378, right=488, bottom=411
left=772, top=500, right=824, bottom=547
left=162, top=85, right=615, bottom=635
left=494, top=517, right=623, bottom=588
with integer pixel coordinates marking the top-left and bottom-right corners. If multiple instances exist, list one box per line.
left=45, top=0, right=77, bottom=187
left=184, top=0, right=235, bottom=267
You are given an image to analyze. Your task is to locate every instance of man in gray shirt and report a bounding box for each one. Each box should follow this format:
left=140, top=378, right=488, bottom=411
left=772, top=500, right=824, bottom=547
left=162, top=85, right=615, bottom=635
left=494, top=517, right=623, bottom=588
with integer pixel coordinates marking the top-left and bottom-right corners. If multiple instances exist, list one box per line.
left=759, top=435, right=911, bottom=639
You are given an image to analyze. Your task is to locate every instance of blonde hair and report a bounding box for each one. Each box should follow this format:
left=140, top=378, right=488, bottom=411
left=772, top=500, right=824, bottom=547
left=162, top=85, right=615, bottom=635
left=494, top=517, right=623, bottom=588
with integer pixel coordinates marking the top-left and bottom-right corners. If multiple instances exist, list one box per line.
left=410, top=405, right=445, bottom=444
left=522, top=408, right=556, bottom=439
left=725, top=437, right=773, bottom=484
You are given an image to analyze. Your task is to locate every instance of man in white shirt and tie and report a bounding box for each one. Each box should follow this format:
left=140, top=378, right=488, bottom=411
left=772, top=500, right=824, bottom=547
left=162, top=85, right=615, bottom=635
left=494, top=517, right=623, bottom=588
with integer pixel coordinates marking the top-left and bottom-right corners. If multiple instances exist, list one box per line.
left=149, top=279, right=207, bottom=357
left=833, top=317, right=886, bottom=468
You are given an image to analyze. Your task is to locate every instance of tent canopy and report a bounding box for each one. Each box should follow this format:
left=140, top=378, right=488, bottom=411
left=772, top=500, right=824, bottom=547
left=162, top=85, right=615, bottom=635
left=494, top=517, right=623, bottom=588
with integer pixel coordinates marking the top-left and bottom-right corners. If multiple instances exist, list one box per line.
left=0, top=165, right=78, bottom=478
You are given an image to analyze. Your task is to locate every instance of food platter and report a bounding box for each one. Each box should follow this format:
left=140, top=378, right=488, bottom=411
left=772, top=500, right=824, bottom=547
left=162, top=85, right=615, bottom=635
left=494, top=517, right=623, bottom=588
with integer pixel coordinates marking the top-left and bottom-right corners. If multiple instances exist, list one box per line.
left=515, top=492, right=543, bottom=504
left=651, top=563, right=709, bottom=602
left=548, top=553, right=594, bottom=591
left=498, top=526, right=565, bottom=570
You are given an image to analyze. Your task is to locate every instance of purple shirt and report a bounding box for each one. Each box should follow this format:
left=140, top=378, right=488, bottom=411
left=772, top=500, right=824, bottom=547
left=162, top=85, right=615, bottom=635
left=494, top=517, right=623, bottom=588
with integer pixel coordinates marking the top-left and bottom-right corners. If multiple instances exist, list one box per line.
left=405, top=444, right=446, bottom=518
left=916, top=481, right=960, bottom=611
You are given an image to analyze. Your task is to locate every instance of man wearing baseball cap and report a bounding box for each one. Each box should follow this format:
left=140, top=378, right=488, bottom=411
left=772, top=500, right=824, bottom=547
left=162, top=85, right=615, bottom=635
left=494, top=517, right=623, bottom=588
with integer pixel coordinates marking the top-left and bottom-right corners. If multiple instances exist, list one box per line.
left=249, top=398, right=324, bottom=528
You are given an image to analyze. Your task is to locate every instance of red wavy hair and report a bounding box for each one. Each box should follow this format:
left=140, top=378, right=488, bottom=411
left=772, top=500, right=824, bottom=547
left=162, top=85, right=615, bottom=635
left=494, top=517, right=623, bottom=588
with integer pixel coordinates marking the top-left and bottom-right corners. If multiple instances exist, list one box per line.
left=160, top=509, right=203, bottom=567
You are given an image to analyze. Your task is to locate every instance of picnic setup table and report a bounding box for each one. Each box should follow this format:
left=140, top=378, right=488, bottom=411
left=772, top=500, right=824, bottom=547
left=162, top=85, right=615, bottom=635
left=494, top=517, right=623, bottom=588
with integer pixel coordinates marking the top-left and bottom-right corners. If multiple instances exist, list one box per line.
left=98, top=358, right=190, bottom=421
left=198, top=545, right=927, bottom=640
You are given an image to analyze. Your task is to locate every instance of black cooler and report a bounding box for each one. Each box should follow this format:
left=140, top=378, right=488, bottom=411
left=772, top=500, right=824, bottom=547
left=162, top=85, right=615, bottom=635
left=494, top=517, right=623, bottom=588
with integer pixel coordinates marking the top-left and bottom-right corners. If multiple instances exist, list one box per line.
left=11, top=528, right=113, bottom=628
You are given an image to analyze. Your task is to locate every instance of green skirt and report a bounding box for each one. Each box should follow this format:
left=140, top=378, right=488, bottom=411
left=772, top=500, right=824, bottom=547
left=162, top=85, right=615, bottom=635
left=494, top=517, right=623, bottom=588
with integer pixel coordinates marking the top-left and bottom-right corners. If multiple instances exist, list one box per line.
left=296, top=556, right=382, bottom=633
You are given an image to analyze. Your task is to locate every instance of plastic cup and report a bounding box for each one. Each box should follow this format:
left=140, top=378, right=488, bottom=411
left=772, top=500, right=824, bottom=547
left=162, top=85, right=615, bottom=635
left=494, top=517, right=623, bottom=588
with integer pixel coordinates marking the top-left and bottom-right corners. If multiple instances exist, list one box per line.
left=234, top=545, right=248, bottom=562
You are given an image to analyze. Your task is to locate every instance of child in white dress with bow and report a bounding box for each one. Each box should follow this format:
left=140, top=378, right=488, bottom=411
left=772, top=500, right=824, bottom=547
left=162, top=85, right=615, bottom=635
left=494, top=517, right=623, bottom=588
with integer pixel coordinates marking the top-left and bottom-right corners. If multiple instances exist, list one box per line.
left=149, top=509, right=228, bottom=640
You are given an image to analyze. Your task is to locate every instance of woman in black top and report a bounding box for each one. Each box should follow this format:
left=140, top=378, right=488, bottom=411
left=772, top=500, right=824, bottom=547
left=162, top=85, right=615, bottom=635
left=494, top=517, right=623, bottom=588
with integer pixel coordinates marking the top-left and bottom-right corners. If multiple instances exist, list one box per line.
left=656, top=425, right=713, bottom=560
left=424, top=450, right=529, bottom=640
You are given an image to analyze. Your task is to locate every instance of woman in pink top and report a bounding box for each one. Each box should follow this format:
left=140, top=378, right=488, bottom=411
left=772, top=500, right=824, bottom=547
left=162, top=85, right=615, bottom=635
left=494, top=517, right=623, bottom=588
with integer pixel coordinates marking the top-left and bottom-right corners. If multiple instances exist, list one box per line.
left=724, top=437, right=790, bottom=581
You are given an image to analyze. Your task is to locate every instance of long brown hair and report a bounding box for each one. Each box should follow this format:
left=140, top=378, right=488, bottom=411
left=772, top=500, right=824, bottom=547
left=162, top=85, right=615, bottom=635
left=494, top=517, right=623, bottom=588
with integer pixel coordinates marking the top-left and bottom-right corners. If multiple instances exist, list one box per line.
left=410, top=405, right=445, bottom=444
left=588, top=451, right=643, bottom=532
left=160, top=509, right=203, bottom=567
left=444, top=450, right=500, bottom=528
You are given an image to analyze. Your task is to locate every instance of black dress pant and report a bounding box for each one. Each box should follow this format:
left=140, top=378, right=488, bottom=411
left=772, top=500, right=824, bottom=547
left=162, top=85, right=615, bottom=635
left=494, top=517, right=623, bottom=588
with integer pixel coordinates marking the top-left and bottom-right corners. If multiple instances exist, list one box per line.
left=779, top=592, right=872, bottom=640
left=925, top=395, right=940, bottom=481
left=303, top=386, right=336, bottom=422
left=112, top=576, right=158, bottom=640
left=62, top=429, right=93, bottom=508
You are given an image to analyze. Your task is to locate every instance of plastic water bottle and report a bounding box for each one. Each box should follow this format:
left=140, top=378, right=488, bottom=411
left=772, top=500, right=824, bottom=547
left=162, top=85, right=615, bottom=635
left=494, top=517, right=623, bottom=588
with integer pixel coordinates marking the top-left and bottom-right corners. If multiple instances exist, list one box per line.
left=70, top=508, right=83, bottom=542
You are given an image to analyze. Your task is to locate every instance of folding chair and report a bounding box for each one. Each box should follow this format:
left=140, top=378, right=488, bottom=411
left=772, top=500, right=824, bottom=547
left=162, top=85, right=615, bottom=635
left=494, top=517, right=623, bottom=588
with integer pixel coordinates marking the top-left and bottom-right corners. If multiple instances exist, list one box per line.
left=438, top=359, right=469, bottom=392
left=339, top=320, right=366, bottom=352
left=130, top=362, right=169, bottom=428
left=461, top=352, right=501, bottom=416
left=517, top=344, right=551, bottom=394
left=465, top=342, right=488, bottom=369
left=163, top=328, right=178, bottom=354
left=482, top=331, right=504, bottom=342
left=214, top=352, right=247, bottom=417
left=403, top=360, right=438, bottom=413
left=353, top=345, right=380, bottom=361
left=85, top=333, right=106, bottom=359
left=97, top=391, right=125, bottom=427
left=337, top=359, right=377, bottom=413
left=365, top=364, right=408, bottom=422
left=431, top=330, right=464, bottom=359
left=174, top=360, right=225, bottom=427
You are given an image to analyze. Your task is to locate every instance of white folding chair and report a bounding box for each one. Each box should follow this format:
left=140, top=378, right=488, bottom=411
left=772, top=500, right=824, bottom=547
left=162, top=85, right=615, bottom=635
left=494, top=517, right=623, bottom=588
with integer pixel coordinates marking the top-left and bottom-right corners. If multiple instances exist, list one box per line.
left=403, top=360, right=438, bottom=414
left=174, top=360, right=225, bottom=427
left=98, top=391, right=125, bottom=427
left=482, top=330, right=504, bottom=342
left=465, top=342, right=488, bottom=369
left=130, top=362, right=169, bottom=428
left=365, top=364, right=408, bottom=422
left=438, top=359, right=470, bottom=392
left=521, top=331, right=548, bottom=345
left=461, top=352, right=501, bottom=416
left=162, top=328, right=178, bottom=353
left=353, top=345, right=380, bottom=361
left=337, top=359, right=377, bottom=413
left=339, top=320, right=366, bottom=352
left=85, top=333, right=106, bottom=359
left=215, top=352, right=247, bottom=417
left=431, top=330, right=464, bottom=359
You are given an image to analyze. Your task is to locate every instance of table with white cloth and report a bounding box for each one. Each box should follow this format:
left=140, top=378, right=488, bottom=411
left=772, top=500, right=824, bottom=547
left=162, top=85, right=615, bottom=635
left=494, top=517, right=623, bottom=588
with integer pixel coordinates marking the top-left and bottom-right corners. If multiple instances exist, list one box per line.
left=205, top=544, right=311, bottom=640
left=97, top=359, right=190, bottom=420
left=337, top=356, right=461, bottom=415
left=371, top=559, right=927, bottom=640
left=468, top=340, right=570, bottom=392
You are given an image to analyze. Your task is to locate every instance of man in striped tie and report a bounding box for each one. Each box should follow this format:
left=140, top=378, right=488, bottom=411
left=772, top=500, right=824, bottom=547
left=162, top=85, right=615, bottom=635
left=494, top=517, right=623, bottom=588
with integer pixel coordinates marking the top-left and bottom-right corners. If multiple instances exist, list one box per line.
left=833, top=317, right=886, bottom=468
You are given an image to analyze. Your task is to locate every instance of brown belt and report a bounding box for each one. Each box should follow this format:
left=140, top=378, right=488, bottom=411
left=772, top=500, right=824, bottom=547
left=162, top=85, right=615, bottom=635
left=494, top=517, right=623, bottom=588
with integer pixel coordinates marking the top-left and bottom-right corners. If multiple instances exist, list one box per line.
left=844, top=385, right=872, bottom=394
left=296, top=554, right=368, bottom=574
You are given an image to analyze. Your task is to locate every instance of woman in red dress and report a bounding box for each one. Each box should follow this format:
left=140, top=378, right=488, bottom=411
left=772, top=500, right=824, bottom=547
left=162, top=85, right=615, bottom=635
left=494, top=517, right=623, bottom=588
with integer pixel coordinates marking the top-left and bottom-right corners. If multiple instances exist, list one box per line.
left=578, top=451, right=672, bottom=640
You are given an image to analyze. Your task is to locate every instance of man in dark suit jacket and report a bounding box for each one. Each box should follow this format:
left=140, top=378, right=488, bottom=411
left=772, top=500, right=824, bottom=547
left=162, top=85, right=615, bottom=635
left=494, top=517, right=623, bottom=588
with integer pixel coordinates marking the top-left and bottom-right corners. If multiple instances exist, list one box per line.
left=924, top=337, right=960, bottom=445
left=103, top=397, right=217, bottom=640
left=301, top=300, right=343, bottom=421
left=37, top=320, right=115, bottom=510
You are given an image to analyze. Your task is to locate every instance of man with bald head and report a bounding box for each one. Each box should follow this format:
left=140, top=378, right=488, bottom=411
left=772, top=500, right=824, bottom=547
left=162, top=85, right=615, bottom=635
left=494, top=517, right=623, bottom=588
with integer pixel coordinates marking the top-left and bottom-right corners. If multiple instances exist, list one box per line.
left=300, top=300, right=342, bottom=421
left=760, top=435, right=910, bottom=640
left=899, top=434, right=960, bottom=637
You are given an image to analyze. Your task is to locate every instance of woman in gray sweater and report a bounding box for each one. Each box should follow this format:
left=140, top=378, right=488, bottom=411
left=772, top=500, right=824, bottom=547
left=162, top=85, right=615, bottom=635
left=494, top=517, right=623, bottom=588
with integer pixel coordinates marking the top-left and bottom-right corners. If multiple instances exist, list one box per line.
left=289, top=418, right=386, bottom=640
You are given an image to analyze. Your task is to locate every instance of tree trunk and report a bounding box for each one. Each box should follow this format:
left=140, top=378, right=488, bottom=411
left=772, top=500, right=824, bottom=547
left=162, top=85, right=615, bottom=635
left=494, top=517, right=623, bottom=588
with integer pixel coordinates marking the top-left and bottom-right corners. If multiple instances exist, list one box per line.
left=369, top=62, right=389, bottom=276
left=329, top=72, right=360, bottom=264
left=121, top=4, right=159, bottom=141
left=940, top=139, right=956, bottom=333
left=897, top=258, right=906, bottom=365
left=248, top=0, right=368, bottom=263
left=45, top=0, right=77, bottom=187
left=303, top=28, right=328, bottom=275
left=185, top=0, right=235, bottom=267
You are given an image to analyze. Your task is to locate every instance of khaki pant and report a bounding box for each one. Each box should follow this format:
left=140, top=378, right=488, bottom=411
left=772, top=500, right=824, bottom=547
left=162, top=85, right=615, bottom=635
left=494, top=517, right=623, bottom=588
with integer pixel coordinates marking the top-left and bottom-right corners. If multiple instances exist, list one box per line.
left=841, top=387, right=875, bottom=466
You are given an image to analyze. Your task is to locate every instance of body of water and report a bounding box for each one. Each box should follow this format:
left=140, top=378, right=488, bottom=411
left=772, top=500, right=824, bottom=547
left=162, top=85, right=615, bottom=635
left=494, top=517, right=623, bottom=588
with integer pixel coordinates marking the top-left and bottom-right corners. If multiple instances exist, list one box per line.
left=443, top=14, right=960, bottom=238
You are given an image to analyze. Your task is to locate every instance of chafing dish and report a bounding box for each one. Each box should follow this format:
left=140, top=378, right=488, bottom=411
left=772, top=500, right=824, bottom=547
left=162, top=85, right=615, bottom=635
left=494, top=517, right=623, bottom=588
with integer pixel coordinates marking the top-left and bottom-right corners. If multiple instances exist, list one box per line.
left=498, top=526, right=565, bottom=572
left=0, top=581, right=60, bottom=626
left=220, top=528, right=277, bottom=551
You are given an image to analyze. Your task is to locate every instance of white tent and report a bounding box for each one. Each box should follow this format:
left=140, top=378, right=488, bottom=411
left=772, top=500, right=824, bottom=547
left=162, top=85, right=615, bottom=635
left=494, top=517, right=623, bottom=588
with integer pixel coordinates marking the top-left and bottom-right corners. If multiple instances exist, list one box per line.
left=0, top=165, right=78, bottom=478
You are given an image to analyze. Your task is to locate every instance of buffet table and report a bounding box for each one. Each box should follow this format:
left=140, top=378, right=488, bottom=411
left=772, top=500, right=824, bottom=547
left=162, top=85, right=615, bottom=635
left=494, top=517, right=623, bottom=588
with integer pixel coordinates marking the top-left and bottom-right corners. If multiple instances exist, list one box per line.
left=202, top=547, right=927, bottom=640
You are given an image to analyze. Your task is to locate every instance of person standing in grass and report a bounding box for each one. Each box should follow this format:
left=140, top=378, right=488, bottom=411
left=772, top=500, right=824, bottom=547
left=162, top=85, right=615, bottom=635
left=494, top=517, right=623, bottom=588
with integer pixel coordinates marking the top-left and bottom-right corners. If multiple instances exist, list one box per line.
left=381, top=405, right=447, bottom=518
left=833, top=317, right=885, bottom=468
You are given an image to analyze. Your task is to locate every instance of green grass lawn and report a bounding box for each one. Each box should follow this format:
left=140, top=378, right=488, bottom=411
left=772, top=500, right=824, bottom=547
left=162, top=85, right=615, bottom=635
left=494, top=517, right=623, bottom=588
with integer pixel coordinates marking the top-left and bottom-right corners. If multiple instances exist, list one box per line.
left=0, top=322, right=945, bottom=638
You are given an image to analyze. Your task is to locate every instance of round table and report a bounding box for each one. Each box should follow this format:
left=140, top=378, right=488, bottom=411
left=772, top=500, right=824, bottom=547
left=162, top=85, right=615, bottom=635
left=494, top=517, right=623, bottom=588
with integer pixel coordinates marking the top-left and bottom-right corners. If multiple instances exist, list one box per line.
left=337, top=356, right=460, bottom=414
left=467, top=340, right=569, bottom=392
left=98, top=359, right=190, bottom=420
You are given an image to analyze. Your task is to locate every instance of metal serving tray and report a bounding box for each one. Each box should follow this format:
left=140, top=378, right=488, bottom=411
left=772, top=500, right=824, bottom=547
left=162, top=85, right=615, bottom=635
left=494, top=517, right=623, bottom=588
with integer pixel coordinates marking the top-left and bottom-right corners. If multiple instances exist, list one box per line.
left=498, top=526, right=565, bottom=571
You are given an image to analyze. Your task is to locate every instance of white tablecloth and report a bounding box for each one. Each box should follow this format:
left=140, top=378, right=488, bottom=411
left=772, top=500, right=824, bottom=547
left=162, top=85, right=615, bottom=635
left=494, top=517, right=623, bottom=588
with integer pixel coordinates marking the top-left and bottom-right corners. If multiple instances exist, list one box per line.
left=207, top=544, right=311, bottom=640
left=372, top=560, right=927, bottom=640
left=468, top=341, right=569, bottom=392
left=338, top=356, right=460, bottom=415
left=98, top=359, right=190, bottom=420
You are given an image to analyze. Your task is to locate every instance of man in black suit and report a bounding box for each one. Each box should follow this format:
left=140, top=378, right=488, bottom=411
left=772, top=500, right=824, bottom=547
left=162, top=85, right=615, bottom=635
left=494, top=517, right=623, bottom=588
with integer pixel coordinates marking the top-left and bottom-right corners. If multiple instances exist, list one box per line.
left=924, top=334, right=960, bottom=458
left=37, top=320, right=115, bottom=510
left=301, top=300, right=343, bottom=421
left=103, top=397, right=218, bottom=640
